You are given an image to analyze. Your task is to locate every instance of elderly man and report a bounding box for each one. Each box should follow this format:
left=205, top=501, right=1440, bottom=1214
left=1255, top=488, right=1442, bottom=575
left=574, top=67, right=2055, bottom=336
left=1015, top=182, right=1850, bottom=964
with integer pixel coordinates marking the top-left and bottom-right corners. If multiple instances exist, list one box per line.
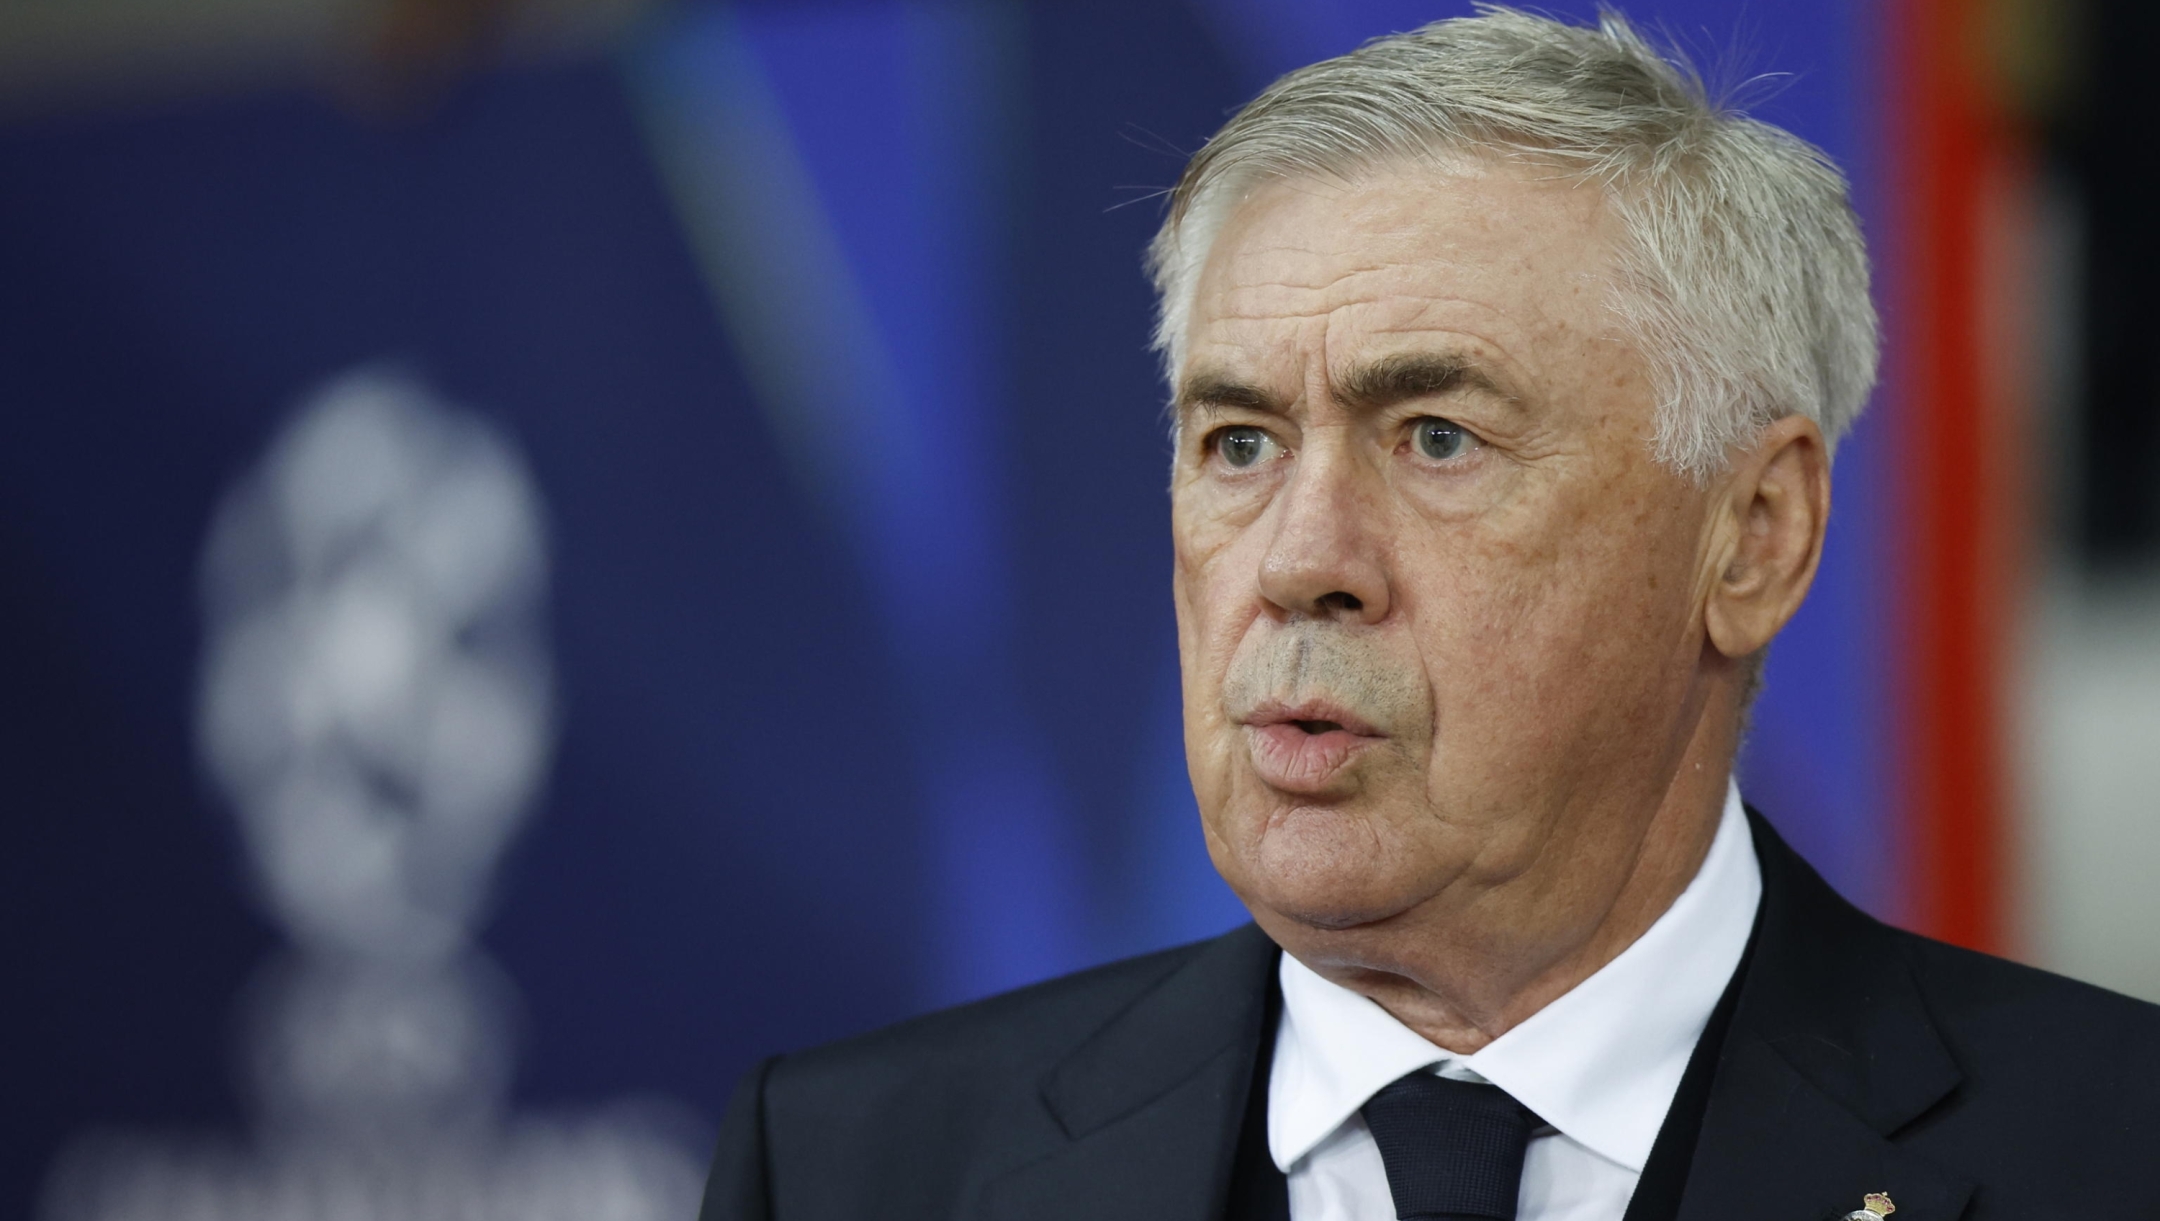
left=700, top=10, right=2160, bottom=1221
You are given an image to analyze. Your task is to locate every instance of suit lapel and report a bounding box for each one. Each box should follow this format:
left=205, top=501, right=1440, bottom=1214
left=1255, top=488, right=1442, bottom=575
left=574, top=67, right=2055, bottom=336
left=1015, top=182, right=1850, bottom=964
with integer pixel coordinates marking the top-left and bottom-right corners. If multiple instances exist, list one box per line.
left=974, top=813, right=1981, bottom=1221
left=973, top=924, right=1279, bottom=1221
left=1679, top=1040, right=1971, bottom=1221
left=1678, top=814, right=1975, bottom=1221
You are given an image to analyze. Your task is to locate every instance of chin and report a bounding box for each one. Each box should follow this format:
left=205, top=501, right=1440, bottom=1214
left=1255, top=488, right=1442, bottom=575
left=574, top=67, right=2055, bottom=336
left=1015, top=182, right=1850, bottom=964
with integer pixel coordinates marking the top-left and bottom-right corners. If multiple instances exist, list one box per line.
left=1232, top=807, right=1432, bottom=932
left=1255, top=894, right=1407, bottom=933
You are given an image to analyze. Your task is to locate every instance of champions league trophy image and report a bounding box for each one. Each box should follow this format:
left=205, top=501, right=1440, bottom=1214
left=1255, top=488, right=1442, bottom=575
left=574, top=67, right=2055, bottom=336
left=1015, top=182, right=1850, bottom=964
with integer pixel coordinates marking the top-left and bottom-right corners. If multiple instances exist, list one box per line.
left=40, top=369, right=706, bottom=1221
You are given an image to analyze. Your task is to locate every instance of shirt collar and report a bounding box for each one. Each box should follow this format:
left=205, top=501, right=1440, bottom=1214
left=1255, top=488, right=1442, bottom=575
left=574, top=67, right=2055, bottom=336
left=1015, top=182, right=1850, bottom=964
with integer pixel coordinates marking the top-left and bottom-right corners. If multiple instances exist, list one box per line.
left=1268, top=781, right=1761, bottom=1175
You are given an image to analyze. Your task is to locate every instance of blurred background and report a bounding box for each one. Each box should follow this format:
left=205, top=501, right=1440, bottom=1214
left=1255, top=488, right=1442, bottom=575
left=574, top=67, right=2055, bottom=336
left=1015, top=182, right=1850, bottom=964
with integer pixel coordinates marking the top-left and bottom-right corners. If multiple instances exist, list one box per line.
left=3, top=0, right=2155, bottom=1217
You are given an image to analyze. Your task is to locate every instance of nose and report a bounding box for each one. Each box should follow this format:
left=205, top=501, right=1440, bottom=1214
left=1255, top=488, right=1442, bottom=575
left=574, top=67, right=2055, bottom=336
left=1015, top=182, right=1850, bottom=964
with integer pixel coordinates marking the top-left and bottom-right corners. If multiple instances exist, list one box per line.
left=1256, top=444, right=1391, bottom=624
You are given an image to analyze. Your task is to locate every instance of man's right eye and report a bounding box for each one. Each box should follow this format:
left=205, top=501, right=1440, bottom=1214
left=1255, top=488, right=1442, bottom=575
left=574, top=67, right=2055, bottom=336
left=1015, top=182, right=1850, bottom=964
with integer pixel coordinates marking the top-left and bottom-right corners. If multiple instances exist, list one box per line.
left=1213, top=427, right=1283, bottom=470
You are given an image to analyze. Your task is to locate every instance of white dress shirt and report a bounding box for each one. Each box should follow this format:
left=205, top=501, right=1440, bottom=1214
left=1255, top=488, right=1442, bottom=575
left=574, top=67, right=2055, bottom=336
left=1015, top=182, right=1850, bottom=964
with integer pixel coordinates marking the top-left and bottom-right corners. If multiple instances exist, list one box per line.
left=1268, top=782, right=1761, bottom=1221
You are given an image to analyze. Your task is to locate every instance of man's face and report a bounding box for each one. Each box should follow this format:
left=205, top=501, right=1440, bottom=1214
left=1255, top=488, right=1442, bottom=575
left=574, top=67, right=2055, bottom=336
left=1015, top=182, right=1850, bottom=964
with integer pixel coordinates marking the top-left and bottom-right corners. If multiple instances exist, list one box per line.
left=1171, top=161, right=1723, bottom=956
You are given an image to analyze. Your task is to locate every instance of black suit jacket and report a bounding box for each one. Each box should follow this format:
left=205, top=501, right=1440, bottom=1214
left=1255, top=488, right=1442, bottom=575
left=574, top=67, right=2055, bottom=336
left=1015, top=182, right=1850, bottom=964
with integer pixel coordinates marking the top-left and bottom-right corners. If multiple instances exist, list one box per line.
left=701, top=813, right=2160, bottom=1220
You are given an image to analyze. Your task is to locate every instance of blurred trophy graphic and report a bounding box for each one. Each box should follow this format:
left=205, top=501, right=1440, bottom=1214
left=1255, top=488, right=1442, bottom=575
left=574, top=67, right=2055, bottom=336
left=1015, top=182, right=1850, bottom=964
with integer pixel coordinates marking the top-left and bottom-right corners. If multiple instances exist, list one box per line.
left=41, top=368, right=706, bottom=1221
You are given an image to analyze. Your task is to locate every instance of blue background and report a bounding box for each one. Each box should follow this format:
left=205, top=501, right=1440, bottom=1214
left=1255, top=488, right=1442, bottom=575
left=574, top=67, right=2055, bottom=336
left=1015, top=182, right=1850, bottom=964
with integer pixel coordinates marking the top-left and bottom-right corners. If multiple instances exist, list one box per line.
left=0, top=1, right=1891, bottom=1214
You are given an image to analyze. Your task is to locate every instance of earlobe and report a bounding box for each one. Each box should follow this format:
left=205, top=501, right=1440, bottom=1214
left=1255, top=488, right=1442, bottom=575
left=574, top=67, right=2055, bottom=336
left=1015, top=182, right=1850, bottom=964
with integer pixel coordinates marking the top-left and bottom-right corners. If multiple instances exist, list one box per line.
left=1702, top=417, right=1830, bottom=663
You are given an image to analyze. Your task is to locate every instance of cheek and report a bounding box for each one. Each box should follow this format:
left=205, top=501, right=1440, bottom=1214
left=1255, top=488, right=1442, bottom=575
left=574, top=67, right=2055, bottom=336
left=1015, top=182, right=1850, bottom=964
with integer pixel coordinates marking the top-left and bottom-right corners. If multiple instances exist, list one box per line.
left=1399, top=564, right=1574, bottom=786
left=1404, top=481, right=1700, bottom=754
left=1172, top=505, right=1253, bottom=805
left=1171, top=495, right=1269, bottom=666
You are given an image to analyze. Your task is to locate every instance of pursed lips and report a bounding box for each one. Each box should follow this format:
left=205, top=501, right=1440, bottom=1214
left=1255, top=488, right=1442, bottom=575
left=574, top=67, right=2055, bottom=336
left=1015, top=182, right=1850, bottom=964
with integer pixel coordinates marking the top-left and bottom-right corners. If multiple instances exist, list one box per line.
left=1238, top=700, right=1386, bottom=793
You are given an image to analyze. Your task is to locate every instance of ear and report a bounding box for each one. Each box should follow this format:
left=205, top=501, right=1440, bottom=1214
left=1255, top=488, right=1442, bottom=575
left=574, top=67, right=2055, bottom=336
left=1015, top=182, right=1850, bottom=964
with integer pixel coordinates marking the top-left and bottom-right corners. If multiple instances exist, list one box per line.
left=1703, top=415, right=1830, bottom=664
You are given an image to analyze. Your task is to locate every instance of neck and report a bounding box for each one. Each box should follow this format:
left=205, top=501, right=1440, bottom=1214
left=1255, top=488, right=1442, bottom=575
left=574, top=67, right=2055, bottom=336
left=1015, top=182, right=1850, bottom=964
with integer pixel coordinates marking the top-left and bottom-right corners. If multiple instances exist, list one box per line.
left=1285, top=679, right=1741, bottom=1053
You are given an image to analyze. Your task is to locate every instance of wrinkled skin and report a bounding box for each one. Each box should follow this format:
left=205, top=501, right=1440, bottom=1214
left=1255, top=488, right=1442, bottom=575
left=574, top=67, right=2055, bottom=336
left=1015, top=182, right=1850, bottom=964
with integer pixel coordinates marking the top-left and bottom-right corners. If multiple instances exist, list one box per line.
left=1170, top=160, right=1829, bottom=1051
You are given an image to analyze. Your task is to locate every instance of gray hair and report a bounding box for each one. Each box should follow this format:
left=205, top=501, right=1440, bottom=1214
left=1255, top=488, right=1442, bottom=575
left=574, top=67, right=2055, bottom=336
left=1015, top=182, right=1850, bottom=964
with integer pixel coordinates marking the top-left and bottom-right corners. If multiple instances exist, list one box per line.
left=1145, top=5, right=1878, bottom=478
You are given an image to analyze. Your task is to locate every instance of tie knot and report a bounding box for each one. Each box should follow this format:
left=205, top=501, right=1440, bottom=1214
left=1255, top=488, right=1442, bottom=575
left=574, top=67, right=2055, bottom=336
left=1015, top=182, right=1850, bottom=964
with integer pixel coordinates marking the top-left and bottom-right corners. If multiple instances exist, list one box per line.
left=1359, top=1071, right=1538, bottom=1221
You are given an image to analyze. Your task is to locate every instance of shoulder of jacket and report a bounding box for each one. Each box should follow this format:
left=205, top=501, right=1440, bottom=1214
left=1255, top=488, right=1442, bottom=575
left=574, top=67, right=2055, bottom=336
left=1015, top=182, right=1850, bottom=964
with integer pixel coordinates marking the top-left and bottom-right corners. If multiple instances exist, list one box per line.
left=764, top=931, right=1237, bottom=1100
left=1892, top=926, right=2160, bottom=1075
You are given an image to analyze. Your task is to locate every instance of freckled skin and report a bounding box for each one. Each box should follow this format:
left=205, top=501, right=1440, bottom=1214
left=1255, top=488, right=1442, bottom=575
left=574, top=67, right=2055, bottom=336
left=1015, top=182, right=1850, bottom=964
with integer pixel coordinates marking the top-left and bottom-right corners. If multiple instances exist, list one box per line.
left=1170, top=161, right=1831, bottom=1051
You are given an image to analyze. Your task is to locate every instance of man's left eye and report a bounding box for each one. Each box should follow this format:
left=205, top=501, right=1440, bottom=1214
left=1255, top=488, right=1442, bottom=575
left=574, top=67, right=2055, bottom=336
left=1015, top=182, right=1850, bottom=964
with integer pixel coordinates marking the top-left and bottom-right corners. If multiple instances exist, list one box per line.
left=1410, top=417, right=1482, bottom=462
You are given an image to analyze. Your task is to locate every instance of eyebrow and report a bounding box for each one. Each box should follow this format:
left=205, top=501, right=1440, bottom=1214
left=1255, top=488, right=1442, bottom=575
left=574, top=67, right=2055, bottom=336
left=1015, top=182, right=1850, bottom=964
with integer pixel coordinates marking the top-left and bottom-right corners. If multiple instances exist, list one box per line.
left=1175, top=373, right=1285, bottom=417
left=1175, top=351, right=1515, bottom=422
left=1334, top=351, right=1512, bottom=412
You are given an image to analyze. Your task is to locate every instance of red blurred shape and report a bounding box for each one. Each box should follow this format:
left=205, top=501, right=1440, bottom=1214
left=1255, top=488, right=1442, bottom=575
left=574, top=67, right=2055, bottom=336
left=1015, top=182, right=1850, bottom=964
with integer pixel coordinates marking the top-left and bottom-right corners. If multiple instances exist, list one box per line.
left=1883, top=0, right=2036, bottom=953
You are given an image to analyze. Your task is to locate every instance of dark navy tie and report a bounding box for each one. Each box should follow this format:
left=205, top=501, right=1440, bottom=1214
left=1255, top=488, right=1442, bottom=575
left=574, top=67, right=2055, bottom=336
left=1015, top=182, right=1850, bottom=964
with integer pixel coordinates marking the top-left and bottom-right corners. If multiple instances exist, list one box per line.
left=1360, top=1071, right=1538, bottom=1221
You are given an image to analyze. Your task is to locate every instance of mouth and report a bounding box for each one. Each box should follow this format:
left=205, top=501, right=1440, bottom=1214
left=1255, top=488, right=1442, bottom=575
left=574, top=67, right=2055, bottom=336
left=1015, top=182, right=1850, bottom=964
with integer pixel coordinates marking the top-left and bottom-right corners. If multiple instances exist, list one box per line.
left=1239, top=701, right=1385, bottom=793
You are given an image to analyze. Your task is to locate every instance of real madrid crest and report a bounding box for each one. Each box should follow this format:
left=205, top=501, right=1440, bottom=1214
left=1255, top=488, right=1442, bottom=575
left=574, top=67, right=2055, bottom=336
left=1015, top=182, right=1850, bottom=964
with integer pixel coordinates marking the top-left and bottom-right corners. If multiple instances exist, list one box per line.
left=1841, top=1192, right=1896, bottom=1221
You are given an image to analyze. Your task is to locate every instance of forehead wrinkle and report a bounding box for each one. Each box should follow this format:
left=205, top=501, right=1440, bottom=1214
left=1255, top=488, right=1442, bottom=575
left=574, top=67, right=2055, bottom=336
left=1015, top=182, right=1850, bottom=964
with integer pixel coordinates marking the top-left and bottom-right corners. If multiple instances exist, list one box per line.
left=1209, top=253, right=1407, bottom=314
left=1187, top=175, right=1622, bottom=420
left=1204, top=283, right=1477, bottom=347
